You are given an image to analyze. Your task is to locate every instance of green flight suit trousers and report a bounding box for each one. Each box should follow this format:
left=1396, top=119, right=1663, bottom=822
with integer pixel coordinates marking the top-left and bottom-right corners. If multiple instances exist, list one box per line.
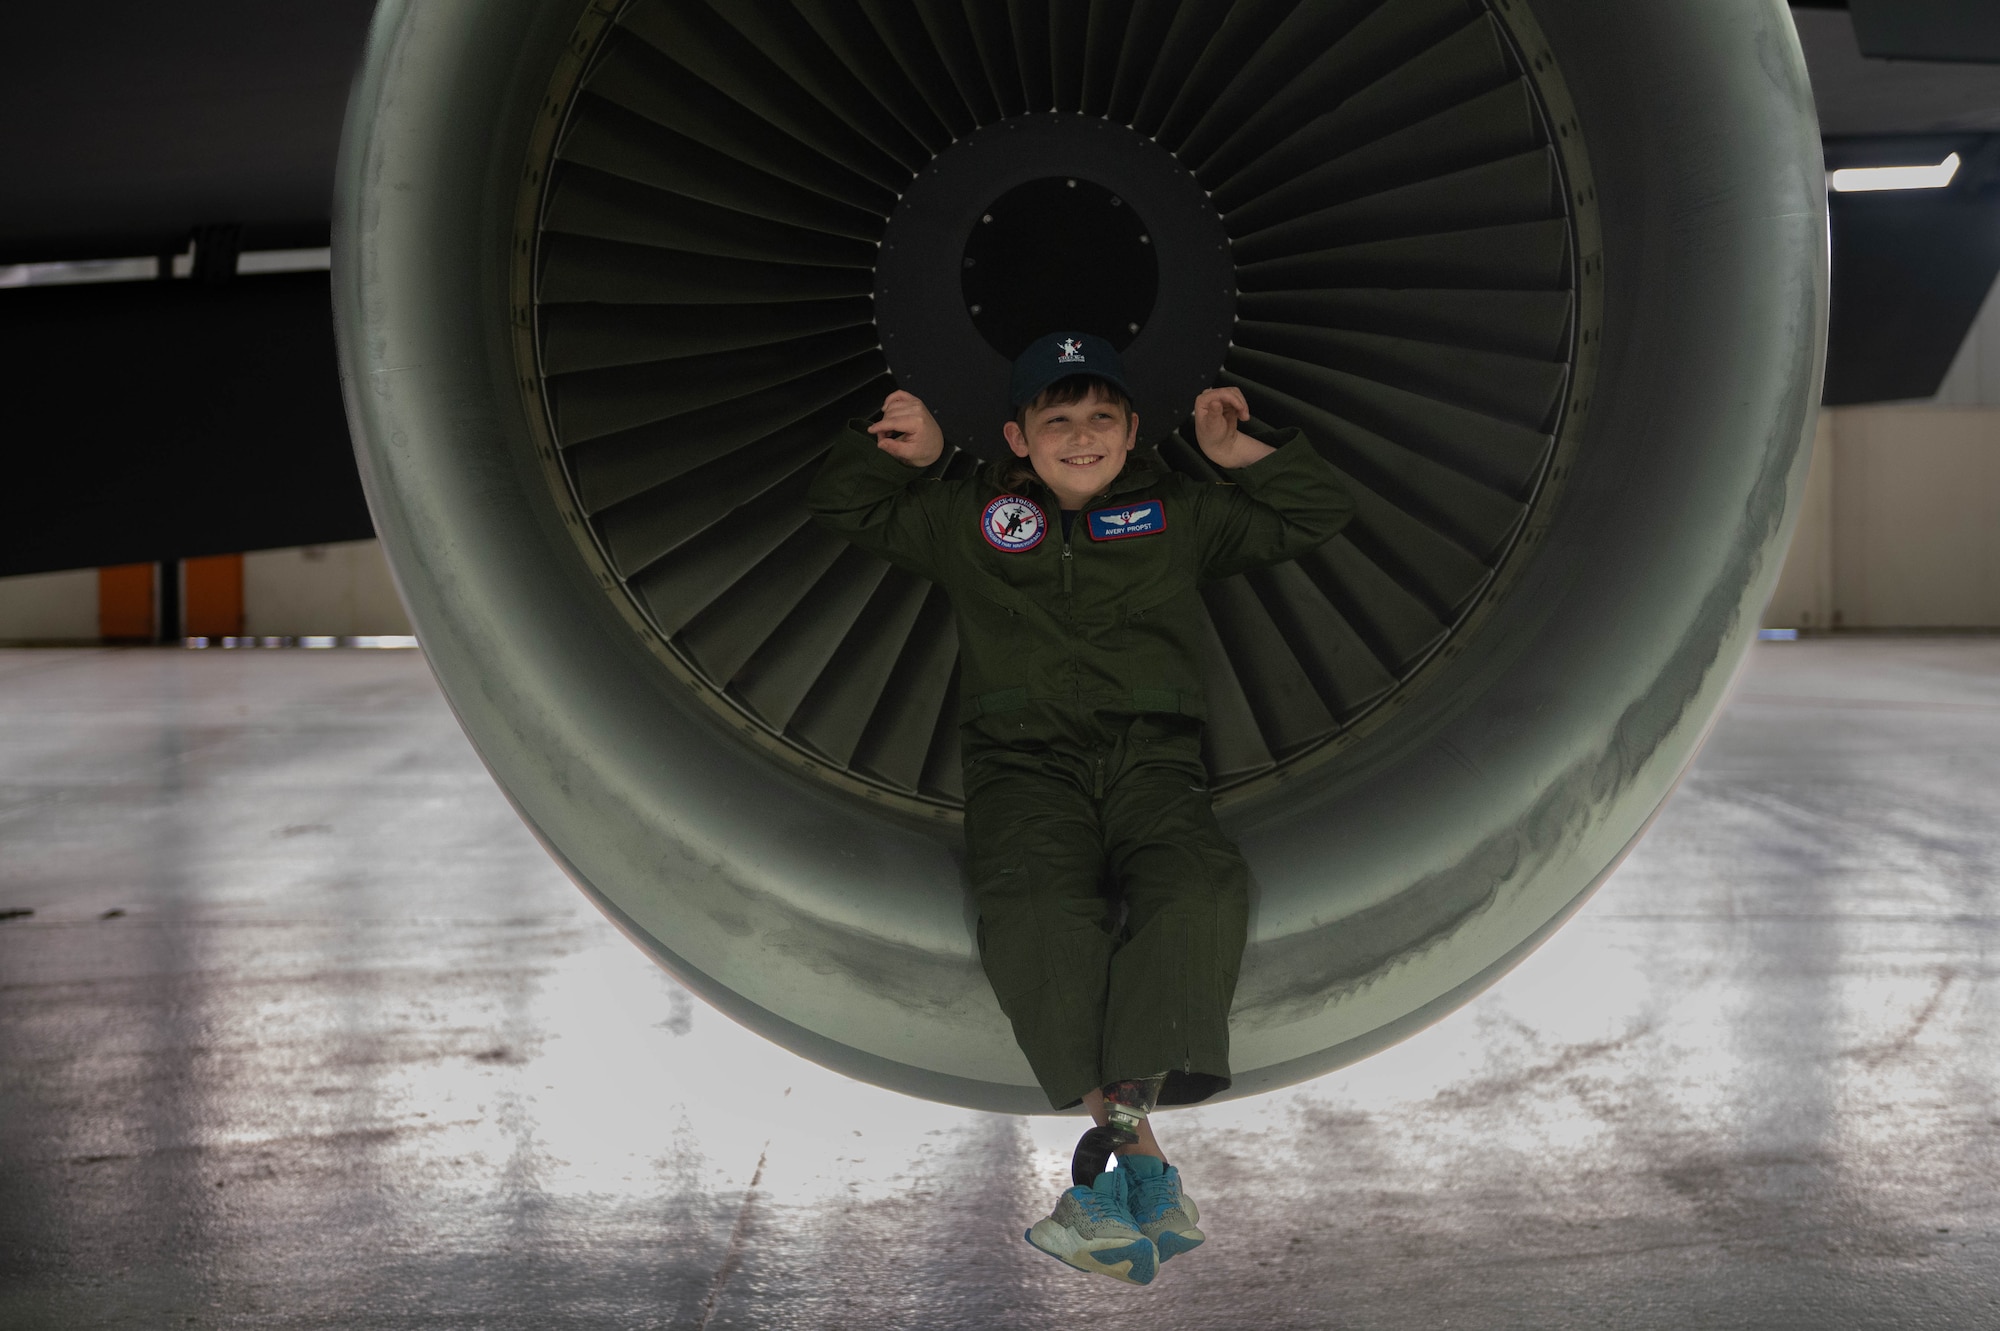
left=962, top=716, right=1250, bottom=1112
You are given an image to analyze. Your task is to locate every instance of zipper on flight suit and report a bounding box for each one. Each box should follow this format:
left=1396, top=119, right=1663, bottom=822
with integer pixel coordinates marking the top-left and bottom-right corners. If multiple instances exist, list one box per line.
left=1061, top=538, right=1073, bottom=592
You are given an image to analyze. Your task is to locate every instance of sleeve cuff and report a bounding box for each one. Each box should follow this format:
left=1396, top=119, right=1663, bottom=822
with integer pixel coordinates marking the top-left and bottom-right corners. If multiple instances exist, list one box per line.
left=840, top=418, right=933, bottom=478
left=1240, top=421, right=1301, bottom=450
left=1228, top=428, right=1310, bottom=485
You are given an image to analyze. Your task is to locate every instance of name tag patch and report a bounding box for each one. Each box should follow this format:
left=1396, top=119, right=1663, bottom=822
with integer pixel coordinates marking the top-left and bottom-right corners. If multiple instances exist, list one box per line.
left=982, top=494, right=1046, bottom=551
left=1086, top=500, right=1166, bottom=542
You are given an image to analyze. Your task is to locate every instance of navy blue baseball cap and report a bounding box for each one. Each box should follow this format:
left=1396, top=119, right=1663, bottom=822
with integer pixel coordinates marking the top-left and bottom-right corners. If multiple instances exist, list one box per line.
left=1009, top=331, right=1134, bottom=409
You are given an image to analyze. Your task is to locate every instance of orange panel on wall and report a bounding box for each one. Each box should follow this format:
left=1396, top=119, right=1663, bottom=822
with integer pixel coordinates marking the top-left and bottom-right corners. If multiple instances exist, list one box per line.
left=98, top=564, right=154, bottom=642
left=184, top=554, right=245, bottom=638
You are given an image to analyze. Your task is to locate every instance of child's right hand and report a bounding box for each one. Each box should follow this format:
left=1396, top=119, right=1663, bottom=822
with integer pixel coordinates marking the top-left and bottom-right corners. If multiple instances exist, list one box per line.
left=868, top=390, right=946, bottom=468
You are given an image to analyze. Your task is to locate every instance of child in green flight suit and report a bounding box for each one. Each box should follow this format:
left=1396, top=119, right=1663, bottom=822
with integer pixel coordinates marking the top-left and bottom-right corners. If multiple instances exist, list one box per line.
left=807, top=331, right=1353, bottom=1286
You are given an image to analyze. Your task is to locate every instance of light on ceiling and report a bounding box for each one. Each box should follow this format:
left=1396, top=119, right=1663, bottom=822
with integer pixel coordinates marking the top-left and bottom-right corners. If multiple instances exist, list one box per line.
left=1829, top=153, right=1962, bottom=193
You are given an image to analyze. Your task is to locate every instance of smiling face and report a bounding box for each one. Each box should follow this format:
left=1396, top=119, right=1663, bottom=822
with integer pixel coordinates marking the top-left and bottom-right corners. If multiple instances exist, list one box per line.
left=1001, top=379, right=1140, bottom=511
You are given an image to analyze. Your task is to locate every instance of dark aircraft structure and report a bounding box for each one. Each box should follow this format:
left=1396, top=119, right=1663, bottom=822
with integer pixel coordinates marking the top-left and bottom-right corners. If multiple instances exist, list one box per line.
left=8, top=1, right=2000, bottom=1110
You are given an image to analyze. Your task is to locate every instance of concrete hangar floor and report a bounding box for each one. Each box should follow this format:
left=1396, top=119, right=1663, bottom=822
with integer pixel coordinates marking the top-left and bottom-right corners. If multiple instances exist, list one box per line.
left=1, top=636, right=1997, bottom=1329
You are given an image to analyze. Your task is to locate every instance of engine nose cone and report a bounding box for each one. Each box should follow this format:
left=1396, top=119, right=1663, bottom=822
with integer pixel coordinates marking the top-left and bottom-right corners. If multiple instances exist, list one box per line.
left=962, top=175, right=1157, bottom=360
left=875, top=114, right=1230, bottom=455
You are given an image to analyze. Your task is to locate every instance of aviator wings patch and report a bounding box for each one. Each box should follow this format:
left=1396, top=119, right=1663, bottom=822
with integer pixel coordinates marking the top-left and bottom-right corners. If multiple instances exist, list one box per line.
left=1086, top=501, right=1166, bottom=541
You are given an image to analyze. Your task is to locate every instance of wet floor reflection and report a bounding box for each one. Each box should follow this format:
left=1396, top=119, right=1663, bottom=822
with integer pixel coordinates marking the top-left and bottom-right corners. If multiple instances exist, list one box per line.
left=1, top=641, right=1997, bottom=1328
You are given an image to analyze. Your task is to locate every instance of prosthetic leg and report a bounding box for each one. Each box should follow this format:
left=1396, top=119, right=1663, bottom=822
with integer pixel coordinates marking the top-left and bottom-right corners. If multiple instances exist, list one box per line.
left=1069, top=1073, right=1167, bottom=1186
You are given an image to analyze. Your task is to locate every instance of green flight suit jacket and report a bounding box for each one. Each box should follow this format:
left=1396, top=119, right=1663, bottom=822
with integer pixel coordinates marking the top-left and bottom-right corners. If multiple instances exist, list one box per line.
left=806, top=420, right=1355, bottom=759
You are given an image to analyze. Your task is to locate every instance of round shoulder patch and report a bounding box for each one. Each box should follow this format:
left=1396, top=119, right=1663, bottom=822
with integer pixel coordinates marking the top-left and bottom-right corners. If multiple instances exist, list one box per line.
left=981, top=494, right=1046, bottom=552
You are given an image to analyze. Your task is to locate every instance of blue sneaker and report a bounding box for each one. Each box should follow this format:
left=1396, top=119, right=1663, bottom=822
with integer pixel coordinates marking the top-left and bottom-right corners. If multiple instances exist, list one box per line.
left=1024, top=1167, right=1158, bottom=1285
left=1120, top=1155, right=1205, bottom=1262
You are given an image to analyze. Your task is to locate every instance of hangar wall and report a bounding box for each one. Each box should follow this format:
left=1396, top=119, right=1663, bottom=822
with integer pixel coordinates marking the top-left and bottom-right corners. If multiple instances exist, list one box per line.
left=1765, top=405, right=2000, bottom=630
left=1766, top=275, right=2000, bottom=632
left=0, top=569, right=99, bottom=644
left=241, top=542, right=410, bottom=639
left=0, top=539, right=411, bottom=645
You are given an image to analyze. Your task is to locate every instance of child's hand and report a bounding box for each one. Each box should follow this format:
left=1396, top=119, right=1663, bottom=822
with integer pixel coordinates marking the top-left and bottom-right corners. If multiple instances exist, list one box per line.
left=868, top=390, right=946, bottom=468
left=1192, top=386, right=1275, bottom=470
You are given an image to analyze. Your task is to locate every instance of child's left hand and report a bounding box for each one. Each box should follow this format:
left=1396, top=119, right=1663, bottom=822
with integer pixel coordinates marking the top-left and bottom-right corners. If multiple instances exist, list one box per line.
left=1192, top=387, right=1276, bottom=470
left=869, top=390, right=946, bottom=468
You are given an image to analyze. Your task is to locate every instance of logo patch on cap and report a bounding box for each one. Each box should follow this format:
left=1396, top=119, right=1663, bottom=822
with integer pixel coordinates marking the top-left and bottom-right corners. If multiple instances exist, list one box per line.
left=1056, top=338, right=1086, bottom=364
left=1086, top=501, right=1165, bottom=542
left=982, top=494, right=1046, bottom=552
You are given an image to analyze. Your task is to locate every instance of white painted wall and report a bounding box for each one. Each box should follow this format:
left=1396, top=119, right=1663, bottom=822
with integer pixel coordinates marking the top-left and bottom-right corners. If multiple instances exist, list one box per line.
left=1766, top=405, right=2000, bottom=629
left=1764, top=281, right=2000, bottom=629
left=1830, top=406, right=2000, bottom=627
left=0, top=568, right=98, bottom=644
left=243, top=539, right=412, bottom=637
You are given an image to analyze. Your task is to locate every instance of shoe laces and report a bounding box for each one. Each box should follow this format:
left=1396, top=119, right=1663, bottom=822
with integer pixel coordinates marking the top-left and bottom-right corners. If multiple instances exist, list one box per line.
left=1075, top=1180, right=1127, bottom=1224
left=1126, top=1169, right=1178, bottom=1221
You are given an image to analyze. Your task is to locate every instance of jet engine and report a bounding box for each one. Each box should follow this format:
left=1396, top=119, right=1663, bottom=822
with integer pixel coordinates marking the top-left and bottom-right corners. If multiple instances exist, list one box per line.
left=334, top=0, right=1826, bottom=1111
